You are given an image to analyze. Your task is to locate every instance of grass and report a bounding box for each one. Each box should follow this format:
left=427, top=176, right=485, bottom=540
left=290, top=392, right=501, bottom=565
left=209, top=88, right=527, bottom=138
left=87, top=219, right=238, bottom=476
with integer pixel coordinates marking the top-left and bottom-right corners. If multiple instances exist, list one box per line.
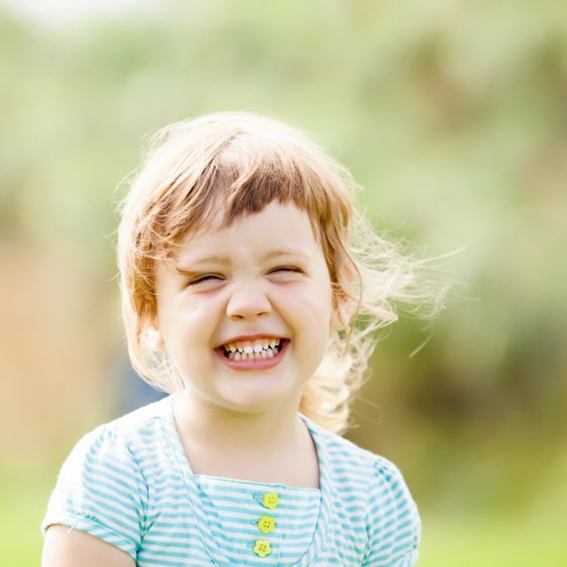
left=0, top=465, right=52, bottom=566
left=420, top=513, right=567, bottom=567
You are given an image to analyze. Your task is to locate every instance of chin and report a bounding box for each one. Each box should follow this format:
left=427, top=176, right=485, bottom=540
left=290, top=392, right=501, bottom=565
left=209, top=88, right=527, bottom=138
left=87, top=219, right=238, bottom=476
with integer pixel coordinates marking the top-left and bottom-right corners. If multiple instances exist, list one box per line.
left=220, top=394, right=283, bottom=414
left=215, top=385, right=297, bottom=414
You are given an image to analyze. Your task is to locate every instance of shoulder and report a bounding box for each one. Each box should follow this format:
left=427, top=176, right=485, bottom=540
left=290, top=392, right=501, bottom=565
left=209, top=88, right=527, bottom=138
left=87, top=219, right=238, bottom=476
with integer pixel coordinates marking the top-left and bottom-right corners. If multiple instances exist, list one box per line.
left=58, top=397, right=168, bottom=470
left=100, top=395, right=171, bottom=441
left=41, top=397, right=173, bottom=552
left=322, top=425, right=419, bottom=516
left=309, top=420, right=393, bottom=486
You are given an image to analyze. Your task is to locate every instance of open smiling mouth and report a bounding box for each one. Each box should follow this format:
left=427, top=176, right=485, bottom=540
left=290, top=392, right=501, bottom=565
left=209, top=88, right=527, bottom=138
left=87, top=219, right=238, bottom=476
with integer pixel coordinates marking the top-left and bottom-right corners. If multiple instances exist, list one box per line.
left=214, top=338, right=291, bottom=371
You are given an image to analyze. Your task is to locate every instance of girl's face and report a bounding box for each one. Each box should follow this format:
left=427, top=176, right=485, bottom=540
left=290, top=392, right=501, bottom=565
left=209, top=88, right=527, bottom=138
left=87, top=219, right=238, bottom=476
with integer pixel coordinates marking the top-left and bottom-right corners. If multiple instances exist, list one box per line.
left=152, top=201, right=336, bottom=414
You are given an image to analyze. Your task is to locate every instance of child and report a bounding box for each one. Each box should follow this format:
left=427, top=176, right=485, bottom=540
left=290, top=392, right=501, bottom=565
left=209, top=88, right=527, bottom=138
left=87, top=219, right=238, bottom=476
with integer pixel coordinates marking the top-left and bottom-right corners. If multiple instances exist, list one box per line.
left=42, top=112, right=444, bottom=566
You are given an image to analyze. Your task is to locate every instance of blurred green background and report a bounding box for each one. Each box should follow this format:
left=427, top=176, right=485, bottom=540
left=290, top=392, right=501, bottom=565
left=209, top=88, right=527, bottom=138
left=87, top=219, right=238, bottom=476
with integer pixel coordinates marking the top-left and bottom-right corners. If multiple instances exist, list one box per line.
left=1, top=1, right=566, bottom=565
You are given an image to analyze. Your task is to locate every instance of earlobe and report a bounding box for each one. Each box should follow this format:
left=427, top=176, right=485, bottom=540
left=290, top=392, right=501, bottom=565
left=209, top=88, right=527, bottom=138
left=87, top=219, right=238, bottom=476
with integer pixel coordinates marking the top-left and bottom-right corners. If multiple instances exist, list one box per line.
left=145, top=326, right=165, bottom=351
left=331, top=303, right=352, bottom=332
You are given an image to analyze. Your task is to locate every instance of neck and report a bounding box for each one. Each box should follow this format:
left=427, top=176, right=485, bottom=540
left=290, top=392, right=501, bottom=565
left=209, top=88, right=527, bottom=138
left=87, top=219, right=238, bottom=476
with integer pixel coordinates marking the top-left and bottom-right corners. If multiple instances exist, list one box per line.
left=172, top=389, right=306, bottom=458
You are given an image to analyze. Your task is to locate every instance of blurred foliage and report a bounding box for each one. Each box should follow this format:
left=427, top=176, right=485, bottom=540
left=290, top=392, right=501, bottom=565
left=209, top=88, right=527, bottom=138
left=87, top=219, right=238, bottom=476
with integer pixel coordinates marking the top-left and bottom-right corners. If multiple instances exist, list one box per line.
left=1, top=0, right=566, bottom=564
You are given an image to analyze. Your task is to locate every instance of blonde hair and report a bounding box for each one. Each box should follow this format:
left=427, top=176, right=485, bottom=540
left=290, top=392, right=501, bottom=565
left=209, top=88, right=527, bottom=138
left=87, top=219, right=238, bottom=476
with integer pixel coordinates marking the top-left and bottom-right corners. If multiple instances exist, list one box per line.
left=116, top=111, right=446, bottom=434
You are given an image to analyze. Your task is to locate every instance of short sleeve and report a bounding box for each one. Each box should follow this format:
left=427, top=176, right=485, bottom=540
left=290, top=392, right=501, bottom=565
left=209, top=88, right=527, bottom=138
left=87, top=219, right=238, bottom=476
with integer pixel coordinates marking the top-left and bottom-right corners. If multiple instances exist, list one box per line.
left=41, top=424, right=146, bottom=560
left=362, top=457, right=421, bottom=567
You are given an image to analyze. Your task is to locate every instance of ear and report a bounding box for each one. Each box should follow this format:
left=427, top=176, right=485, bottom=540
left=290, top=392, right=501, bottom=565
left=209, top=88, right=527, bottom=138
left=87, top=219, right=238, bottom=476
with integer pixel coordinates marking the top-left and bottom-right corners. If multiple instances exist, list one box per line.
left=144, top=324, right=165, bottom=351
left=331, top=294, right=354, bottom=332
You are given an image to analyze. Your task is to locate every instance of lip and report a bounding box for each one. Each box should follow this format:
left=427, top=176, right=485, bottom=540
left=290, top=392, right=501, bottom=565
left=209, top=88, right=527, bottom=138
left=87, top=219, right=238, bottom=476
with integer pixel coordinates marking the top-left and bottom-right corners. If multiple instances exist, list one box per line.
left=216, top=333, right=287, bottom=348
left=214, top=339, right=290, bottom=372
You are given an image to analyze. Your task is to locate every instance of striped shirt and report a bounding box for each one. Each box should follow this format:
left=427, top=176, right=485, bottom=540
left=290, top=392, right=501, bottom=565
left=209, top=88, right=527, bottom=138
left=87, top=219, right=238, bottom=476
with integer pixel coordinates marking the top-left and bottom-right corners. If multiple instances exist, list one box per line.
left=41, top=395, right=420, bottom=566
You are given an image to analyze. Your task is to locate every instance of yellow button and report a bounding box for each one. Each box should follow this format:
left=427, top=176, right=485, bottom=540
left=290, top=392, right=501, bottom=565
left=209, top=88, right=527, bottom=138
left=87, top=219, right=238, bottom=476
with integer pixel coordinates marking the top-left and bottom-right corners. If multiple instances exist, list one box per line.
left=257, top=515, right=277, bottom=534
left=262, top=491, right=280, bottom=510
left=253, top=538, right=272, bottom=558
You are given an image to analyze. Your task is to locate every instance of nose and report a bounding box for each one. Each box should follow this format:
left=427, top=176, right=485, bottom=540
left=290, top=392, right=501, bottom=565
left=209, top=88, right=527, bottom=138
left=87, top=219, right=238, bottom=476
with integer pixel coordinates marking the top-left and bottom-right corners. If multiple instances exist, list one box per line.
left=226, top=286, right=272, bottom=320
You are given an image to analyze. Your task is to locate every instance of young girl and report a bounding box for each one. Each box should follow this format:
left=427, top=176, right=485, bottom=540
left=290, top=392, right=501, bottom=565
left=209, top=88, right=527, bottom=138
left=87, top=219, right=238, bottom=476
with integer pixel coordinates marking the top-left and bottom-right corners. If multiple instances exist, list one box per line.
left=42, top=112, right=443, bottom=566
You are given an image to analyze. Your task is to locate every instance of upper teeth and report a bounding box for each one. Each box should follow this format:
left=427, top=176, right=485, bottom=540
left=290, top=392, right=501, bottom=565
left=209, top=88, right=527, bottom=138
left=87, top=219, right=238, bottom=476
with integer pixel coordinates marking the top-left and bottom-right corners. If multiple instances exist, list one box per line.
left=223, top=338, right=281, bottom=353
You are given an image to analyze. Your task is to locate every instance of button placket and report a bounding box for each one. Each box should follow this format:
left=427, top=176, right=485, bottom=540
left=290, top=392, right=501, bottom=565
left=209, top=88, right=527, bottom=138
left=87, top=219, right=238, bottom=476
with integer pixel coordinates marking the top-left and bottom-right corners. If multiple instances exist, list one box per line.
left=251, top=490, right=282, bottom=558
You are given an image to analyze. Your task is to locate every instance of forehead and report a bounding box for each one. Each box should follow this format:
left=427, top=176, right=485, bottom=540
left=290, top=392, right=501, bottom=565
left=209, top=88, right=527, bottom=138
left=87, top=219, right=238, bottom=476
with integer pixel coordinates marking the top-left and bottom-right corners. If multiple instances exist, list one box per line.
left=173, top=201, right=322, bottom=263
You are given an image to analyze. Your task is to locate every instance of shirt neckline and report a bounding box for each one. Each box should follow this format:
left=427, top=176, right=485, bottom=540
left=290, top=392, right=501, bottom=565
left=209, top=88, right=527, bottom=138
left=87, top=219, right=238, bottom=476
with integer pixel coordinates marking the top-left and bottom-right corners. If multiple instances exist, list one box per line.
left=193, top=471, right=322, bottom=494
left=162, top=393, right=331, bottom=566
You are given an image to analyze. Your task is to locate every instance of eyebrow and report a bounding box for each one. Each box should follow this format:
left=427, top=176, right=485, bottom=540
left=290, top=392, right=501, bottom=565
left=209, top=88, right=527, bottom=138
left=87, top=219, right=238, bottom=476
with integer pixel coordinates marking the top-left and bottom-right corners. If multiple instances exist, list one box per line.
left=175, top=248, right=310, bottom=272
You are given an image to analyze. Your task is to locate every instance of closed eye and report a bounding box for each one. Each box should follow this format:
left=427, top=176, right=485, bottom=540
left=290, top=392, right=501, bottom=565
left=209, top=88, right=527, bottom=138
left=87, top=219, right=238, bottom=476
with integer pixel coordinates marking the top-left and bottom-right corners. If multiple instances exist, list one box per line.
left=270, top=266, right=303, bottom=274
left=187, top=274, right=223, bottom=285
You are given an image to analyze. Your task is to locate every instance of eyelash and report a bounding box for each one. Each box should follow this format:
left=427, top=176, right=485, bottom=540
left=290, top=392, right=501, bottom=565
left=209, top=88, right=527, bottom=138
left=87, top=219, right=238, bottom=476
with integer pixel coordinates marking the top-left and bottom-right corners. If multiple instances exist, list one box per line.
left=188, top=267, right=302, bottom=286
